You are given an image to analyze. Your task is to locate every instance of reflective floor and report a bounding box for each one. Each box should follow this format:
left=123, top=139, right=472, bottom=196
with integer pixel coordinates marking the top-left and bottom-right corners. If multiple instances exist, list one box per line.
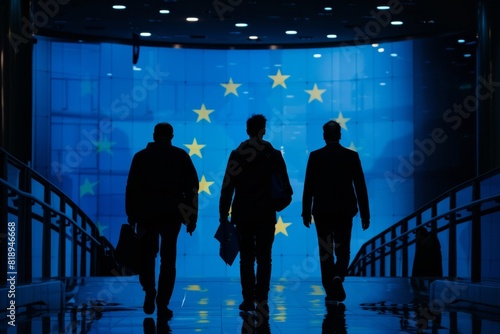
left=2, top=277, right=500, bottom=333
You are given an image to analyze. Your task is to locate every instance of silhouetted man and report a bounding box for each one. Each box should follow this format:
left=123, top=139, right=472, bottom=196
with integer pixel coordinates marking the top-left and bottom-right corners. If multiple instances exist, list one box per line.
left=302, top=120, right=370, bottom=304
left=219, top=114, right=292, bottom=317
left=126, top=122, right=199, bottom=318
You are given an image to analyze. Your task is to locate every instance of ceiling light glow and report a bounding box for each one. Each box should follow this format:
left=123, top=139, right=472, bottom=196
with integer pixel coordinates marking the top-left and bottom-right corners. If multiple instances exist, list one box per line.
left=313, top=54, right=322, bottom=58
left=324, top=7, right=333, bottom=11
left=327, top=34, right=337, bottom=39
left=159, top=9, right=170, bottom=14
left=458, top=39, right=466, bottom=43
left=377, top=5, right=390, bottom=10
left=186, top=17, right=199, bottom=22
left=235, top=23, right=248, bottom=27
left=391, top=21, right=403, bottom=25
left=286, top=30, right=297, bottom=35
left=112, top=5, right=126, bottom=10
left=140, top=32, right=151, bottom=37
left=249, top=36, right=259, bottom=40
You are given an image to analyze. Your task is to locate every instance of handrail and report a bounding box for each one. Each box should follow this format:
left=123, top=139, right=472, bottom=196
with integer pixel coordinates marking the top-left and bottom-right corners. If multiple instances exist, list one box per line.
left=0, top=178, right=102, bottom=246
left=1, top=146, right=116, bottom=287
left=348, top=167, right=500, bottom=282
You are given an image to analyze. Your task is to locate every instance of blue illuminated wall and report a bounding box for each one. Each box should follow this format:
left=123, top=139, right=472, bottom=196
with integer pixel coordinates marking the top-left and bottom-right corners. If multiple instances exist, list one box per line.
left=33, top=38, right=415, bottom=278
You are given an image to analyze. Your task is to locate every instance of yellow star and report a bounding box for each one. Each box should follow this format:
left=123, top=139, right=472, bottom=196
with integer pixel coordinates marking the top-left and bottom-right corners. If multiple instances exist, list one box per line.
left=275, top=216, right=292, bottom=236
left=193, top=103, right=215, bottom=122
left=80, top=178, right=98, bottom=197
left=220, top=77, right=241, bottom=96
left=268, top=69, right=290, bottom=88
left=225, top=299, right=237, bottom=307
left=348, top=141, right=357, bottom=151
left=305, top=83, right=326, bottom=103
left=310, top=285, right=325, bottom=296
left=184, top=138, right=206, bottom=158
left=335, top=111, right=351, bottom=130
left=274, top=285, right=286, bottom=293
left=94, top=221, right=109, bottom=236
left=198, top=175, right=214, bottom=195
left=184, top=284, right=208, bottom=292
left=93, top=136, right=116, bottom=154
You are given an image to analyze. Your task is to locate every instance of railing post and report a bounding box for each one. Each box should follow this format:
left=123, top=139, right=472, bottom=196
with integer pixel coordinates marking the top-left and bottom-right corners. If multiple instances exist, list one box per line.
left=1, top=150, right=7, bottom=284
left=42, top=185, right=52, bottom=278
left=72, top=210, right=78, bottom=278
left=401, top=220, right=409, bottom=277
left=471, top=181, right=482, bottom=282
left=370, top=240, right=376, bottom=276
left=58, top=198, right=67, bottom=279
left=448, top=192, right=457, bottom=279
left=390, top=228, right=397, bottom=277
left=17, top=167, right=33, bottom=283
left=81, top=217, right=87, bottom=277
left=380, top=234, right=386, bottom=276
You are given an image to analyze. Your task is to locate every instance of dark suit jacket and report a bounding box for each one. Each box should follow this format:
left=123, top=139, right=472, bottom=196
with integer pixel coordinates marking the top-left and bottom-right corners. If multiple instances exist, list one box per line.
left=302, top=142, right=369, bottom=221
left=126, top=141, right=199, bottom=224
left=219, top=139, right=291, bottom=223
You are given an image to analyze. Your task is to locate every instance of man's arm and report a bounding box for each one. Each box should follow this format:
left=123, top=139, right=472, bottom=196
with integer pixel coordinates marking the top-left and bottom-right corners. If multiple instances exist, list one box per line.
left=219, top=151, right=239, bottom=221
left=180, top=152, right=199, bottom=228
left=125, top=155, right=141, bottom=224
left=353, top=153, right=370, bottom=230
left=301, top=154, right=314, bottom=227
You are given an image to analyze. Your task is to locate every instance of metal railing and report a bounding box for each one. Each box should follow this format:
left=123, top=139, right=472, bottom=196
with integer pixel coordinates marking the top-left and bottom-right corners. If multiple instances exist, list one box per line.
left=348, top=167, right=500, bottom=283
left=1, top=146, right=115, bottom=287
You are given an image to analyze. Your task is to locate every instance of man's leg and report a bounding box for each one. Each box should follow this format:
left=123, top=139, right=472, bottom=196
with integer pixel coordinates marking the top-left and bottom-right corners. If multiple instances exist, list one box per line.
left=156, top=221, right=182, bottom=313
left=254, top=221, right=275, bottom=303
left=237, top=223, right=257, bottom=309
left=315, top=220, right=336, bottom=298
left=138, top=224, right=159, bottom=314
left=332, top=218, right=353, bottom=281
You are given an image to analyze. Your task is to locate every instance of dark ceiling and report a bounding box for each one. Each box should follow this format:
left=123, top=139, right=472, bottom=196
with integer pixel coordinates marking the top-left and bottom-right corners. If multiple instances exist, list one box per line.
left=33, top=0, right=478, bottom=49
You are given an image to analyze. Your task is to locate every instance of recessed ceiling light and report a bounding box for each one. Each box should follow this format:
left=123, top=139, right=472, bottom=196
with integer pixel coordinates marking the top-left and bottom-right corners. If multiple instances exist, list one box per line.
left=313, top=54, right=322, bottom=58
left=159, top=9, right=170, bottom=14
left=140, top=32, right=151, bottom=37
left=235, top=23, right=248, bottom=27
left=378, top=48, right=385, bottom=53
left=464, top=53, right=472, bottom=58
left=249, top=36, right=259, bottom=40
left=377, top=5, right=390, bottom=10
left=186, top=17, right=198, bottom=22
left=372, top=43, right=379, bottom=47
left=324, top=7, right=333, bottom=11
left=391, top=21, right=403, bottom=25
left=112, top=5, right=126, bottom=10
left=286, top=30, right=297, bottom=35
left=390, top=53, right=398, bottom=57
left=327, top=34, right=337, bottom=39
left=458, top=39, right=466, bottom=43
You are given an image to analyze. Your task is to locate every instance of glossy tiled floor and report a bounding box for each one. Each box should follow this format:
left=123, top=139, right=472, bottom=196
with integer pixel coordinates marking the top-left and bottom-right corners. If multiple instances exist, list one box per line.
left=3, top=277, right=500, bottom=333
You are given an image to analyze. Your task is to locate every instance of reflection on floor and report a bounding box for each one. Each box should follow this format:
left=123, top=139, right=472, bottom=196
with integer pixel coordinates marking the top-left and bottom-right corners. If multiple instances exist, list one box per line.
left=2, top=277, right=500, bottom=333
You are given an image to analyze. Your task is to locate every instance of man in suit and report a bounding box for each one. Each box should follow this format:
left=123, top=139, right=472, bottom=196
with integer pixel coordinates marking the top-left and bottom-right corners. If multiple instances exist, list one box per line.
left=302, top=120, right=370, bottom=303
left=219, top=114, right=292, bottom=317
left=126, top=122, right=199, bottom=318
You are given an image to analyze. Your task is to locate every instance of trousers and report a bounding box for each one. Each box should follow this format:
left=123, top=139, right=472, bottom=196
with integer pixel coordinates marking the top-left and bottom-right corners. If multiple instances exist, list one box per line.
left=138, top=220, right=182, bottom=307
left=236, top=219, right=276, bottom=302
left=314, top=215, right=353, bottom=295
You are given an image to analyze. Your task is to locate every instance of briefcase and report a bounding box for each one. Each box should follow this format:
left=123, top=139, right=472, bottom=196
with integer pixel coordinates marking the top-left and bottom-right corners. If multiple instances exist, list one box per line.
left=114, top=224, right=142, bottom=274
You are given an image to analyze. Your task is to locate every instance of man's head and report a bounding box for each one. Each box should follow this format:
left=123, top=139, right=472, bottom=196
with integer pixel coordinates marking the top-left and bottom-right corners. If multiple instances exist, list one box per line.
left=153, top=122, right=174, bottom=142
left=246, top=114, right=267, bottom=139
left=323, top=120, right=341, bottom=143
